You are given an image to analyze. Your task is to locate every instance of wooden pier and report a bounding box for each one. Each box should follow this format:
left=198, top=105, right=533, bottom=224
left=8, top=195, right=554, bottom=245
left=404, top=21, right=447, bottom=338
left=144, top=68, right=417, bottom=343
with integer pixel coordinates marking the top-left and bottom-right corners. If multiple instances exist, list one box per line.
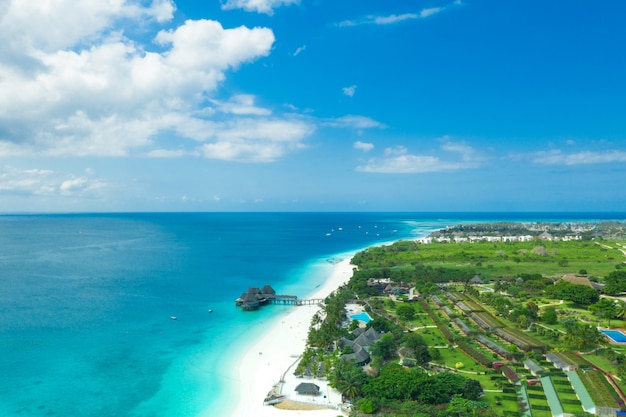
left=271, top=296, right=324, bottom=306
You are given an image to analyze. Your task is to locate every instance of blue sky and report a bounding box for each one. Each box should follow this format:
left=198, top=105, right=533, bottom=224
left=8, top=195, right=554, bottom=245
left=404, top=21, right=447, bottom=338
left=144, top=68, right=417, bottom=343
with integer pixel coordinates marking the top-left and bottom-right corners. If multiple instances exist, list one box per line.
left=0, top=0, right=625, bottom=212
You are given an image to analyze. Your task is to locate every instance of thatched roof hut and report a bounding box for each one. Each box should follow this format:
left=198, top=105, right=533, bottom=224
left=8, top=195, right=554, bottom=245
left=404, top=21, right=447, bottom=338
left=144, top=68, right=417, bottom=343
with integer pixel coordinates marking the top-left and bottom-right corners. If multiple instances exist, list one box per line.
left=295, top=382, right=320, bottom=396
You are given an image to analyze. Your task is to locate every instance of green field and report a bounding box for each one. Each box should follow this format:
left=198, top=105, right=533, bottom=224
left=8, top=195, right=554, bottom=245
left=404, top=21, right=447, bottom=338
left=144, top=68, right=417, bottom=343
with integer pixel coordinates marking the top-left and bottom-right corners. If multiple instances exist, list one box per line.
left=412, top=239, right=626, bottom=278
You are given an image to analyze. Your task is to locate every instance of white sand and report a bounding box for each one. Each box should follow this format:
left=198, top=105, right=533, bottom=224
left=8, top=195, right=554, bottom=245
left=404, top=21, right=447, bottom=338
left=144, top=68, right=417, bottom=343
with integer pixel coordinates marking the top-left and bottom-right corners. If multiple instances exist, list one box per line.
left=226, top=257, right=355, bottom=417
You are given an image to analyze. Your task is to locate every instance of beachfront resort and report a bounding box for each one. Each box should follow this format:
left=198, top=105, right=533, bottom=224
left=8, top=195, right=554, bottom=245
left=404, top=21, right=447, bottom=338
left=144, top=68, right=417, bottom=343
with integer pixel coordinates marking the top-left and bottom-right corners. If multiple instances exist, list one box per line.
left=252, top=222, right=626, bottom=417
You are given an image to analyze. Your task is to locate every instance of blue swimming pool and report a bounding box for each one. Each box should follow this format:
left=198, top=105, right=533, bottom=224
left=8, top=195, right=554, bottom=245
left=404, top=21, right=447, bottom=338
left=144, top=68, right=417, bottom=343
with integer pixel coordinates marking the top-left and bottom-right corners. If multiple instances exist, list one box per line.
left=601, top=329, right=626, bottom=343
left=350, top=312, right=372, bottom=323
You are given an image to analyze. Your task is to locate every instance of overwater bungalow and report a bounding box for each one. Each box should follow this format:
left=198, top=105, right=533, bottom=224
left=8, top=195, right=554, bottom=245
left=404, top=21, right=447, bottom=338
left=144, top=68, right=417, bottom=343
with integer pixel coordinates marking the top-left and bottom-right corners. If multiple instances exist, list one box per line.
left=235, top=285, right=277, bottom=310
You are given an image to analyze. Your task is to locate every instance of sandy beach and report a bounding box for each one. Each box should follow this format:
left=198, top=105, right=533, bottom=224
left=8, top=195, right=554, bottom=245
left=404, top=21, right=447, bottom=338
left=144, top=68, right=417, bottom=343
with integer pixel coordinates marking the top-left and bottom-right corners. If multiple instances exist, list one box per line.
left=226, top=257, right=356, bottom=417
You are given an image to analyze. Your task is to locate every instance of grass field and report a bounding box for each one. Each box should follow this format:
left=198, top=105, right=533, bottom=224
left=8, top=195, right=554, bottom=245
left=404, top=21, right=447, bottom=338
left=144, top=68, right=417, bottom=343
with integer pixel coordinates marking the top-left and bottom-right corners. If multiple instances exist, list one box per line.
left=410, top=239, right=626, bottom=279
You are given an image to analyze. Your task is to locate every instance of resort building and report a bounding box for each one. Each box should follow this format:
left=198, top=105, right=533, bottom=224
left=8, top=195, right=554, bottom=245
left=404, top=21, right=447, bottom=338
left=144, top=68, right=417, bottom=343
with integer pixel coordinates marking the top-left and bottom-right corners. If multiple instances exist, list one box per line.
left=339, top=327, right=382, bottom=366
left=523, top=359, right=544, bottom=377
left=546, top=352, right=578, bottom=372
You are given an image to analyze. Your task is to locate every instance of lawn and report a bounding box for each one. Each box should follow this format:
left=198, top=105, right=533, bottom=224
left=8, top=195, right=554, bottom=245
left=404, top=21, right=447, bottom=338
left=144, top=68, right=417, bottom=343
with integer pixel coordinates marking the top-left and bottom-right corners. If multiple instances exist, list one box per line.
left=482, top=391, right=519, bottom=416
left=432, top=345, right=485, bottom=373
left=418, top=327, right=448, bottom=347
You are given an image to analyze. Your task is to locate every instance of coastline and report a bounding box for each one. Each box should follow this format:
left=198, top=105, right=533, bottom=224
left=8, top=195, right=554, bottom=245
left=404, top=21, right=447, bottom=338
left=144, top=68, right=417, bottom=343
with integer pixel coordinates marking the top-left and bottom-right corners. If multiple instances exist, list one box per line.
left=224, top=255, right=357, bottom=417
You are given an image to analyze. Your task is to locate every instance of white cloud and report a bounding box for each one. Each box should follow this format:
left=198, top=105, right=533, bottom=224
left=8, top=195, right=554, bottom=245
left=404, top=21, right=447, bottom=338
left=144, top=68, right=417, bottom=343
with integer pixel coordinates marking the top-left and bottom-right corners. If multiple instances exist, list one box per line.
left=342, top=85, right=357, bottom=97
left=292, top=45, right=306, bottom=56
left=532, top=149, right=626, bottom=165
left=323, top=115, right=386, bottom=129
left=354, top=141, right=374, bottom=152
left=420, top=8, right=442, bottom=18
left=440, top=139, right=484, bottom=163
left=0, top=7, right=277, bottom=160
left=147, top=149, right=192, bottom=158
left=221, top=0, right=299, bottom=15
left=199, top=118, right=314, bottom=162
left=356, top=140, right=482, bottom=173
left=214, top=95, right=272, bottom=116
left=374, top=13, right=418, bottom=25
left=0, top=0, right=175, bottom=52
left=0, top=165, right=107, bottom=196
left=337, top=1, right=461, bottom=27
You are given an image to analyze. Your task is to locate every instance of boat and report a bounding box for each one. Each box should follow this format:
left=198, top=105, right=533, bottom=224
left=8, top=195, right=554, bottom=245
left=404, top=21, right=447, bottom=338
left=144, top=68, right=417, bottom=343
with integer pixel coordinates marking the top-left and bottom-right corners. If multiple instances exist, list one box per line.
left=170, top=316, right=177, bottom=320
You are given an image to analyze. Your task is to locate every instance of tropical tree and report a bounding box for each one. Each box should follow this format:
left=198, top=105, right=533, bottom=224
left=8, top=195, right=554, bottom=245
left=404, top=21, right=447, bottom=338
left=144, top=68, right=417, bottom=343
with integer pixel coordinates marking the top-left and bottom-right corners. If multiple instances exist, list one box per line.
left=396, top=304, right=416, bottom=321
left=401, top=332, right=432, bottom=365
left=615, top=300, right=626, bottom=320
left=526, top=301, right=539, bottom=319
left=542, top=307, right=558, bottom=324
left=371, top=333, right=397, bottom=360
left=328, top=359, right=367, bottom=400
left=589, top=298, right=618, bottom=327
left=446, top=394, right=491, bottom=417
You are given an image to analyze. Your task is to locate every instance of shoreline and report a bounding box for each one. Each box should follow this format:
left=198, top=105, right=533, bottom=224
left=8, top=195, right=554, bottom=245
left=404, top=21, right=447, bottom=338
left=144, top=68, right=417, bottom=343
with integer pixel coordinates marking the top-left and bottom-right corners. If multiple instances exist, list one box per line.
left=225, top=255, right=358, bottom=417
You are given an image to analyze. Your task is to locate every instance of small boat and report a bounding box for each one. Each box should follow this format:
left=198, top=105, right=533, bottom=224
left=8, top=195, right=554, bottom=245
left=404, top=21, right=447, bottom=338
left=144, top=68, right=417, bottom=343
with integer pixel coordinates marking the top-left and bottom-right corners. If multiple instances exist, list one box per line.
left=170, top=316, right=177, bottom=320
left=208, top=309, right=213, bottom=313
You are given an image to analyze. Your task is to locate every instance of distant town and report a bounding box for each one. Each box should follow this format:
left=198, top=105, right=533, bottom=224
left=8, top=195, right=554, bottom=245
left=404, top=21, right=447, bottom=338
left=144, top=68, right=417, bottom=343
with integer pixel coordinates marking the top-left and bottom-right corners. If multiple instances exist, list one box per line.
left=419, top=221, right=626, bottom=244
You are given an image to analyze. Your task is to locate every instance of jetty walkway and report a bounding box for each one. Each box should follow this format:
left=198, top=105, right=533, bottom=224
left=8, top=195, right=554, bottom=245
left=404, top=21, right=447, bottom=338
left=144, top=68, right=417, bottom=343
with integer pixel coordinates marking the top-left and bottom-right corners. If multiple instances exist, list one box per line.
left=271, top=296, right=324, bottom=306
left=235, top=284, right=324, bottom=310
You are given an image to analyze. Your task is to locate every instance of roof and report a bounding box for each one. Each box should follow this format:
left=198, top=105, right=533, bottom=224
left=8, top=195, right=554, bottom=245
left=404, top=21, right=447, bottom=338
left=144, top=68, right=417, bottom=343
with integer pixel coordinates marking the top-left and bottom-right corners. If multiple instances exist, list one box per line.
left=561, top=275, right=595, bottom=288
left=540, top=376, right=564, bottom=416
left=523, top=359, right=544, bottom=375
left=340, top=343, right=370, bottom=365
left=295, top=382, right=320, bottom=395
left=470, top=275, right=483, bottom=284
left=567, top=371, right=595, bottom=412
left=353, top=327, right=381, bottom=347
left=261, top=284, right=276, bottom=295
left=546, top=352, right=577, bottom=370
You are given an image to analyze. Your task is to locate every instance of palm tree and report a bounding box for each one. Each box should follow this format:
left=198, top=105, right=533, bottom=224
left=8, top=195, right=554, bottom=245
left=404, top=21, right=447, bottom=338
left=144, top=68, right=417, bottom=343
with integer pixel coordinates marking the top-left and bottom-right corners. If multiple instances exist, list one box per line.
left=310, top=313, right=322, bottom=327
left=615, top=300, right=626, bottom=321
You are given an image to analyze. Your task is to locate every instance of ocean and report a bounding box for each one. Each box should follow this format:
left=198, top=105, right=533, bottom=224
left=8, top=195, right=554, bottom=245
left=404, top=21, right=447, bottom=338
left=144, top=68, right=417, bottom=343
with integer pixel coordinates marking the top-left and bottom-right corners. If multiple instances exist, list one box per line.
left=0, top=212, right=623, bottom=416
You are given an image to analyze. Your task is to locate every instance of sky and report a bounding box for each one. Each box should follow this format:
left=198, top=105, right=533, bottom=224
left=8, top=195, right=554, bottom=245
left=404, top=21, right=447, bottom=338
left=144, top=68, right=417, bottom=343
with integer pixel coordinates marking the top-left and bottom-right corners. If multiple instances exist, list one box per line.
left=0, top=0, right=625, bottom=213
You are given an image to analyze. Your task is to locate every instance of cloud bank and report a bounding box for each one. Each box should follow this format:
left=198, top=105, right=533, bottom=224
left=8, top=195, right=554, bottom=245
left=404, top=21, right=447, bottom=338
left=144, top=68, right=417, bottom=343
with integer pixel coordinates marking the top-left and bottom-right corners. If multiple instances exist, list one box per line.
left=0, top=1, right=313, bottom=162
left=356, top=140, right=482, bottom=173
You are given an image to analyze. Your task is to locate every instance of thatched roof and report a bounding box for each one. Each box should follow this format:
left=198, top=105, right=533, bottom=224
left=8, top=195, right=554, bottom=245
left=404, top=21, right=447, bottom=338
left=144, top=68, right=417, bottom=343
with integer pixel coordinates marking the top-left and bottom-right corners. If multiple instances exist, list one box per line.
left=561, top=275, right=594, bottom=288
left=295, top=382, right=320, bottom=395
left=341, top=343, right=370, bottom=365
left=354, top=327, right=381, bottom=347
left=470, top=275, right=483, bottom=284
left=261, top=285, right=276, bottom=295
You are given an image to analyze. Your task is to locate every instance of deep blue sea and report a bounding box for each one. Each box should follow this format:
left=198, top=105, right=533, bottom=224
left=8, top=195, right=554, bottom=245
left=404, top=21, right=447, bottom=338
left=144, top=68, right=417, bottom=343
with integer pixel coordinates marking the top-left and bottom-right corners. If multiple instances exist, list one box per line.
left=0, top=212, right=623, bottom=417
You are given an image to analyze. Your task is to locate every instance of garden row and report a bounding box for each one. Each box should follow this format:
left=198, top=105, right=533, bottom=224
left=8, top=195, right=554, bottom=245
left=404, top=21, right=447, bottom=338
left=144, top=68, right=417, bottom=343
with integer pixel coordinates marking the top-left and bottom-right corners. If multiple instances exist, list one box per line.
left=419, top=298, right=493, bottom=368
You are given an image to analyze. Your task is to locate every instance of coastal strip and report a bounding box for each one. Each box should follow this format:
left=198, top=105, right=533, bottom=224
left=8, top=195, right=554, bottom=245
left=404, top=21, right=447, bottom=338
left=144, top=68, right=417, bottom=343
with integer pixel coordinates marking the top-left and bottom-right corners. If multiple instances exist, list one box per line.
left=226, top=257, right=356, bottom=417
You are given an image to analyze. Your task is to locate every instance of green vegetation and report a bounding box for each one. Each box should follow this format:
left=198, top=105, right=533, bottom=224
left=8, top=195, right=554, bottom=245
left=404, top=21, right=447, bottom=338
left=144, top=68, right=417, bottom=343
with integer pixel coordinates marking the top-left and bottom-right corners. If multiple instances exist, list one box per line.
left=297, top=223, right=626, bottom=416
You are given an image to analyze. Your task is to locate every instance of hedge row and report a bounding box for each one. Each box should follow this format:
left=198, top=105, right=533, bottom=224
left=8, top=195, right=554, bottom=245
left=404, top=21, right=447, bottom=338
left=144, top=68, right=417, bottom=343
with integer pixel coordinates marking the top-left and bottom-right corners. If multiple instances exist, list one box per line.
left=532, top=405, right=550, bottom=411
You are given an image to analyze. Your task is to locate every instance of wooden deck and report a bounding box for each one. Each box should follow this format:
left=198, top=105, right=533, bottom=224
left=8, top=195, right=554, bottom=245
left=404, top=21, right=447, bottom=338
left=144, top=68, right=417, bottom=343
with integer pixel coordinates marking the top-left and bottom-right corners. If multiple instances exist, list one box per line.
left=271, top=296, right=324, bottom=306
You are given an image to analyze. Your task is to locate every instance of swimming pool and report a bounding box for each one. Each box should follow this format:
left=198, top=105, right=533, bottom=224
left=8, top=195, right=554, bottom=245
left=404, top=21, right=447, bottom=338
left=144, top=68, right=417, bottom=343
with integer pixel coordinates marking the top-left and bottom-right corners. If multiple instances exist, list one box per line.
left=350, top=312, right=372, bottom=323
left=601, top=329, right=626, bottom=343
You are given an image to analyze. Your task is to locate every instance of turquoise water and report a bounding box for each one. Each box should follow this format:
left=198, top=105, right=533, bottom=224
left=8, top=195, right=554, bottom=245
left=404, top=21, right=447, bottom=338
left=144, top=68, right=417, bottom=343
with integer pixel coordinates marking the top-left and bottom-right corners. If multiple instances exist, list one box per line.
left=350, top=312, right=372, bottom=323
left=0, top=212, right=623, bottom=416
left=601, top=329, right=626, bottom=343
